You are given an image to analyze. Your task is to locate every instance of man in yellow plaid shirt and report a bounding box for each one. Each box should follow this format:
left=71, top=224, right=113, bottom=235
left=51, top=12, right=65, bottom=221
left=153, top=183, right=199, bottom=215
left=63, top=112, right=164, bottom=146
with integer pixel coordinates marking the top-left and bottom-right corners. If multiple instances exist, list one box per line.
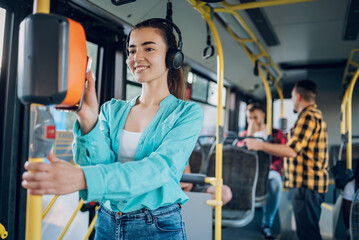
left=246, top=80, right=328, bottom=240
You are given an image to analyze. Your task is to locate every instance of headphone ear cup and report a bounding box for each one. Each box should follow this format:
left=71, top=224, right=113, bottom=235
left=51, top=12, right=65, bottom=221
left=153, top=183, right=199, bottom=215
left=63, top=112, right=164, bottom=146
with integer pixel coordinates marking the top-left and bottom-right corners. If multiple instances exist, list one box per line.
left=166, top=48, right=184, bottom=70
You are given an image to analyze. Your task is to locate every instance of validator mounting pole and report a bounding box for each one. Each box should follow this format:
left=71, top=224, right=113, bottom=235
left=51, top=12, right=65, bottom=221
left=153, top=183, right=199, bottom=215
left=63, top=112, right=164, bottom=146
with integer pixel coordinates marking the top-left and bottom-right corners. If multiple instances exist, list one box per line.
left=25, top=104, right=55, bottom=240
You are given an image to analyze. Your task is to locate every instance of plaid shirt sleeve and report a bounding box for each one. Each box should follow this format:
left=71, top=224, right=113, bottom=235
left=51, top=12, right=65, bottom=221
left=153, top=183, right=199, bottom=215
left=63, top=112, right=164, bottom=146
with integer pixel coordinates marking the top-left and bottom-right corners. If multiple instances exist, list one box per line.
left=287, top=112, right=316, bottom=154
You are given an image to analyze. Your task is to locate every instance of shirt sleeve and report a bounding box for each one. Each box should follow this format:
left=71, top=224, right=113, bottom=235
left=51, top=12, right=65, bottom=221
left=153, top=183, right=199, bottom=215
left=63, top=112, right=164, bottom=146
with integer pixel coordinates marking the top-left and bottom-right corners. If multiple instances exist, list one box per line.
left=287, top=112, right=316, bottom=154
left=343, top=180, right=355, bottom=201
left=72, top=100, right=117, bottom=166
left=277, top=129, right=287, bottom=144
left=80, top=103, right=204, bottom=202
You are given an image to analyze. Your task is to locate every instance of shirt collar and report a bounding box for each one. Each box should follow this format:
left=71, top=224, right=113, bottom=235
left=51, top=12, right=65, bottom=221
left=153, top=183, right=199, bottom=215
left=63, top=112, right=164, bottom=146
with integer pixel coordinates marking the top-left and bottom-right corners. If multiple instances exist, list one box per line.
left=129, top=94, right=175, bottom=108
left=298, top=104, right=317, bottom=118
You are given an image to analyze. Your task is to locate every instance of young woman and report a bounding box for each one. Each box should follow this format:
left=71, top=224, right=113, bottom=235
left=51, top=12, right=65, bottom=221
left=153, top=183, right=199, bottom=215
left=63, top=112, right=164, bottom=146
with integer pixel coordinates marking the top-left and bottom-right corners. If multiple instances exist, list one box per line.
left=22, top=18, right=204, bottom=239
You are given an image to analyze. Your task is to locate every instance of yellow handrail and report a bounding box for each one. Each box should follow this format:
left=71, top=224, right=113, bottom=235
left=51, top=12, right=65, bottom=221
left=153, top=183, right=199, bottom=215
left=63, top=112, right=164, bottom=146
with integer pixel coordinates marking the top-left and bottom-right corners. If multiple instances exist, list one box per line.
left=221, top=0, right=313, bottom=11
left=26, top=3, right=51, bottom=240
left=341, top=86, right=349, bottom=136
left=58, top=199, right=84, bottom=240
left=215, top=4, right=283, bottom=134
left=187, top=1, right=224, bottom=239
left=258, top=69, right=273, bottom=136
left=0, top=223, right=8, bottom=239
left=83, top=206, right=98, bottom=240
left=274, top=82, right=284, bottom=119
left=341, top=49, right=359, bottom=170
left=346, top=69, right=359, bottom=170
left=25, top=157, right=43, bottom=240
left=42, top=195, right=60, bottom=219
left=342, top=49, right=359, bottom=85
left=33, top=0, right=50, bottom=14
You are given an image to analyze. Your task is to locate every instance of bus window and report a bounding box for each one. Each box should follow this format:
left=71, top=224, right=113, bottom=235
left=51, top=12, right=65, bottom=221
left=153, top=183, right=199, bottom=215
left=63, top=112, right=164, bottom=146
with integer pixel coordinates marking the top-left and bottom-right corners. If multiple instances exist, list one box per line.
left=207, top=81, right=227, bottom=107
left=273, top=99, right=298, bottom=132
left=238, top=101, right=247, bottom=132
left=191, top=72, right=208, bottom=102
left=86, top=41, right=99, bottom=75
left=0, top=8, right=6, bottom=78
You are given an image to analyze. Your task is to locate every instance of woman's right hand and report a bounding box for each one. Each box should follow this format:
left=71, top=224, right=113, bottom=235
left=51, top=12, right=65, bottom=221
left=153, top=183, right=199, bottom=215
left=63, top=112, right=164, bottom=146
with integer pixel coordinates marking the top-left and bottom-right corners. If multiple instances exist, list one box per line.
left=77, top=71, right=99, bottom=135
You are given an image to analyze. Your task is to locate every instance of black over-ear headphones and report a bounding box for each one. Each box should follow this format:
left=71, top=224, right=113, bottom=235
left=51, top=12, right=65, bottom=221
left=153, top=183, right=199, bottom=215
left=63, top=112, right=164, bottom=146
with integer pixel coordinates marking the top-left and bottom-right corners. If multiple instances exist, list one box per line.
left=127, top=18, right=184, bottom=70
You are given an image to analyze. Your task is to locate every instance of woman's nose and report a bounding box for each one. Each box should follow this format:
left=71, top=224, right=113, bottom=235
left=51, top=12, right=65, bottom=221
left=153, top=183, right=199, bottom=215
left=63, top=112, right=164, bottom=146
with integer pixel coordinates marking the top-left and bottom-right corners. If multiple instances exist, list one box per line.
left=134, top=49, right=145, bottom=61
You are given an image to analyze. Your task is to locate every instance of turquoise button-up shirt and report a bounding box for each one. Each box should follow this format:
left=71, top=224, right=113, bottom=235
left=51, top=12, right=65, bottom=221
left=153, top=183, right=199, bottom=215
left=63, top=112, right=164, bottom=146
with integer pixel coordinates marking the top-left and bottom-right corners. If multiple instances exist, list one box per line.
left=73, top=94, right=204, bottom=212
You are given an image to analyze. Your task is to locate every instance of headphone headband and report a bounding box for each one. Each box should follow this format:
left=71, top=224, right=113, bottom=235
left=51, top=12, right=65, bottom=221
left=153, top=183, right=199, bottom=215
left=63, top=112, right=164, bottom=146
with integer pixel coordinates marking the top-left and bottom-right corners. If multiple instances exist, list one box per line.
left=142, top=18, right=182, bottom=50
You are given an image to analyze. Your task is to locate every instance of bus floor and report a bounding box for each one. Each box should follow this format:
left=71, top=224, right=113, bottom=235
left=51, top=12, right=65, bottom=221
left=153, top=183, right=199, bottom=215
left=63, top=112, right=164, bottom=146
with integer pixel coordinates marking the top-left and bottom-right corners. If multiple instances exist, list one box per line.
left=220, top=185, right=345, bottom=240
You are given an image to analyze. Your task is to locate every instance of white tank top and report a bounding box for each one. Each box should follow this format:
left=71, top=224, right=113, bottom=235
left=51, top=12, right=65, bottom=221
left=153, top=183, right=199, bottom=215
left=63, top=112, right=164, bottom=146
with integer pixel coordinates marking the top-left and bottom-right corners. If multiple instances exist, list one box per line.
left=118, top=129, right=142, bottom=163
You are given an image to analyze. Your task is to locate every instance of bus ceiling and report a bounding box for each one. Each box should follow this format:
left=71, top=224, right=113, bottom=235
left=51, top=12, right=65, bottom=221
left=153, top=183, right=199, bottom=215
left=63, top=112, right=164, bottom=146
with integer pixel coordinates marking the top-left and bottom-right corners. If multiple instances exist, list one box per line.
left=75, top=0, right=359, bottom=99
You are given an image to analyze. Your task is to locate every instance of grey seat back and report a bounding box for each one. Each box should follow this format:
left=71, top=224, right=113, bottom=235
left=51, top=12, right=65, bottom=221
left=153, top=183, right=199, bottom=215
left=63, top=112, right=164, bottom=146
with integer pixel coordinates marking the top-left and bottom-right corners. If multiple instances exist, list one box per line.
left=255, top=151, right=271, bottom=207
left=189, top=149, right=203, bottom=173
left=206, top=146, right=258, bottom=227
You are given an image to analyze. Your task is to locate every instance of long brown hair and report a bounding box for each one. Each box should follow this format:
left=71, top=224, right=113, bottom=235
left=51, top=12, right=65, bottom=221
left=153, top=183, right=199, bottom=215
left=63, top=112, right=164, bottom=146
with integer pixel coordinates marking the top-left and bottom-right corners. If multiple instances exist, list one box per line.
left=126, top=18, right=186, bottom=100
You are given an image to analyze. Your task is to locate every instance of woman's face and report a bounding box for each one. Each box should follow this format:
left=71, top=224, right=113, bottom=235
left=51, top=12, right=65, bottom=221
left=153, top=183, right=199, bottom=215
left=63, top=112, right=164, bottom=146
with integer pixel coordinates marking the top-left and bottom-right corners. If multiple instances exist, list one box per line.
left=126, top=27, right=168, bottom=84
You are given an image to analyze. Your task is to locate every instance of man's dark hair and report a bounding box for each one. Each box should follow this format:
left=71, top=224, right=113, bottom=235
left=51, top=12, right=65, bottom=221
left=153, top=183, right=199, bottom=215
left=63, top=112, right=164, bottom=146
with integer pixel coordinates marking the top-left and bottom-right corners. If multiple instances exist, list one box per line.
left=294, top=79, right=317, bottom=102
left=246, top=103, right=264, bottom=113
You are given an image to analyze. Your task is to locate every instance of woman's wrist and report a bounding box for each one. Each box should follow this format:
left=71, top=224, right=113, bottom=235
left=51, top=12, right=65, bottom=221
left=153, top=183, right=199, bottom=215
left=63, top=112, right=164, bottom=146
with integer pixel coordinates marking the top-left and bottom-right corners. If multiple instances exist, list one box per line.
left=76, top=168, right=87, bottom=191
left=78, top=117, right=98, bottom=135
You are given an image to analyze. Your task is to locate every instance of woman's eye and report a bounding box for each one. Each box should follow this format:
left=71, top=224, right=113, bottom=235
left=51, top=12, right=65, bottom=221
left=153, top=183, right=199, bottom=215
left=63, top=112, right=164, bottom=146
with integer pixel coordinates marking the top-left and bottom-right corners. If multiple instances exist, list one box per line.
left=128, top=50, right=135, bottom=55
left=145, top=48, right=154, bottom=52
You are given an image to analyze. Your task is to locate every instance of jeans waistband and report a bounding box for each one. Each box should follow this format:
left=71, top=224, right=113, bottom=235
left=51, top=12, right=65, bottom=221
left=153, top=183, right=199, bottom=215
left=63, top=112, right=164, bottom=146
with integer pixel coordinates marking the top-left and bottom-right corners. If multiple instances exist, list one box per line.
left=99, top=203, right=181, bottom=220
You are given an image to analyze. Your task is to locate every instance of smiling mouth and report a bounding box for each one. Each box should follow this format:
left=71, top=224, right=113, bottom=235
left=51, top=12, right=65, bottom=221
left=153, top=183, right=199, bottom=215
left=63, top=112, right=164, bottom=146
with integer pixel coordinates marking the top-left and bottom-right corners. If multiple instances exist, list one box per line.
left=135, top=66, right=149, bottom=72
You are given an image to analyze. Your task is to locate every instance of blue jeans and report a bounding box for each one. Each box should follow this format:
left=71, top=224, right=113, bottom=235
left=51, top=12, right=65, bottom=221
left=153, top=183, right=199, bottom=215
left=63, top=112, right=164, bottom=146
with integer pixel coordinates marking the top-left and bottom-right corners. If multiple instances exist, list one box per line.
left=262, top=170, right=282, bottom=228
left=94, top=203, right=187, bottom=240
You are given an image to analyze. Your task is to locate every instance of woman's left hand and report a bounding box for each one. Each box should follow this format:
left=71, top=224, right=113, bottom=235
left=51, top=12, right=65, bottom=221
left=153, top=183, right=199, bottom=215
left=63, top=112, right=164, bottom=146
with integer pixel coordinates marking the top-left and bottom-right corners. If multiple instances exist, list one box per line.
left=22, top=151, right=87, bottom=195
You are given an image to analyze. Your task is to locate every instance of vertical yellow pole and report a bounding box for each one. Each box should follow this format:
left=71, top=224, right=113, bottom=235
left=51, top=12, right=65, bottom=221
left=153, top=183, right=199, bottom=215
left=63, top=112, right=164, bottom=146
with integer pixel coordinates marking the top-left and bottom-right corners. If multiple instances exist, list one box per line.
left=275, top=83, right=284, bottom=119
left=25, top=157, right=43, bottom=240
left=26, top=104, right=45, bottom=240
left=26, top=2, right=50, bottom=240
left=341, top=89, right=349, bottom=136
left=258, top=69, right=272, bottom=136
left=186, top=2, right=224, bottom=239
left=346, top=69, right=359, bottom=170
left=33, top=0, right=50, bottom=14
left=205, top=16, right=224, bottom=240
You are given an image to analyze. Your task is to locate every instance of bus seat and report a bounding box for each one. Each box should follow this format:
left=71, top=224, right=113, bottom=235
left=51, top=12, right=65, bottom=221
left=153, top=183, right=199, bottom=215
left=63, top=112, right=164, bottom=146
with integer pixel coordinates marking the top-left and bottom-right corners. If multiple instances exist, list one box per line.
left=350, top=189, right=359, bottom=239
left=255, top=151, right=271, bottom=207
left=189, top=148, right=203, bottom=174
left=197, top=136, right=216, bottom=174
left=206, top=146, right=258, bottom=227
left=330, top=143, right=359, bottom=170
left=223, top=131, right=238, bottom=145
left=331, top=143, right=359, bottom=190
